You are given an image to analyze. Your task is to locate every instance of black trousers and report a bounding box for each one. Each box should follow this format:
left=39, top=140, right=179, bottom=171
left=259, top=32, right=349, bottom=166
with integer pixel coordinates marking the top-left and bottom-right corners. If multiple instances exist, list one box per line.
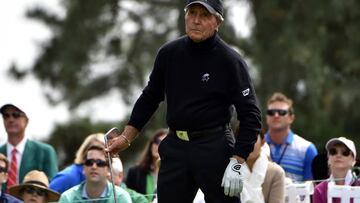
left=157, top=127, right=240, bottom=203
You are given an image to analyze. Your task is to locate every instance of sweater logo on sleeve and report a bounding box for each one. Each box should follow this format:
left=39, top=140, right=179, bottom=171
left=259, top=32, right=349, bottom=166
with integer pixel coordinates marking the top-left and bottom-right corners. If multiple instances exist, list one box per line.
left=201, top=73, right=210, bottom=82
left=242, top=88, right=250, bottom=96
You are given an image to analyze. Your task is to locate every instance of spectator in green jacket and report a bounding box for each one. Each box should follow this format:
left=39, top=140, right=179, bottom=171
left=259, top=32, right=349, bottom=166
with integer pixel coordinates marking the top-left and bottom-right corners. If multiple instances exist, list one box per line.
left=0, top=102, right=58, bottom=192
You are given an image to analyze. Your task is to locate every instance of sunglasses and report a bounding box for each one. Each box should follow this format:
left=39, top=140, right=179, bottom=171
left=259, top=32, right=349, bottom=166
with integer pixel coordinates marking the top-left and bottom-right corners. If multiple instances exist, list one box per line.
left=84, top=159, right=108, bottom=167
left=328, top=148, right=351, bottom=157
left=266, top=109, right=289, bottom=116
left=22, top=186, right=47, bottom=196
left=2, top=112, right=24, bottom=119
left=0, top=166, right=7, bottom=173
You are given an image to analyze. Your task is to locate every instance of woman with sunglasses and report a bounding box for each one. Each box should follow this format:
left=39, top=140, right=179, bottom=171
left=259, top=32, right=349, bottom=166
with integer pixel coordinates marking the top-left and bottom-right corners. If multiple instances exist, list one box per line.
left=313, top=137, right=359, bottom=203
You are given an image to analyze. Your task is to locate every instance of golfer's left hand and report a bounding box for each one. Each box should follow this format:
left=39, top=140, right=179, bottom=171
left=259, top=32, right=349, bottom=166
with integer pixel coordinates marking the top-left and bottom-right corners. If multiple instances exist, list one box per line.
left=221, top=157, right=244, bottom=197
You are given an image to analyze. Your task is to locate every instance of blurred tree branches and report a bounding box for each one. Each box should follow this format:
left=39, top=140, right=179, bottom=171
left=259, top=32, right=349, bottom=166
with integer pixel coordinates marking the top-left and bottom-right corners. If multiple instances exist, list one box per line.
left=241, top=0, right=360, bottom=150
left=8, top=0, right=360, bottom=163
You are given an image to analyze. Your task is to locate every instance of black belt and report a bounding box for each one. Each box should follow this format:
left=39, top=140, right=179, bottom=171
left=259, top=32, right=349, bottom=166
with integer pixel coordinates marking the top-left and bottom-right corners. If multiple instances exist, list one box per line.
left=169, top=125, right=228, bottom=141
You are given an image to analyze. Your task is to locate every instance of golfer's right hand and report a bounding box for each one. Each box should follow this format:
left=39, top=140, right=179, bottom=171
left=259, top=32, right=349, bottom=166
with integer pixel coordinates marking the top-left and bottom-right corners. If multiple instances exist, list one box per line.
left=221, top=157, right=244, bottom=197
left=105, top=125, right=138, bottom=155
left=105, top=135, right=130, bottom=156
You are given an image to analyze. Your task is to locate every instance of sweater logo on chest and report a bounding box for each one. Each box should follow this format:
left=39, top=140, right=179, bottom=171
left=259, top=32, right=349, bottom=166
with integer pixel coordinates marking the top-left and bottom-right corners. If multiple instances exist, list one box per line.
left=201, top=73, right=210, bottom=82
left=242, top=88, right=250, bottom=96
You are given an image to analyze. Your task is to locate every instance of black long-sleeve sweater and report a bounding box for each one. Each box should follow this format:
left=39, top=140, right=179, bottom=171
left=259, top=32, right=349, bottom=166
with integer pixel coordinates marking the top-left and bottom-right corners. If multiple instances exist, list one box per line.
left=128, top=33, right=262, bottom=159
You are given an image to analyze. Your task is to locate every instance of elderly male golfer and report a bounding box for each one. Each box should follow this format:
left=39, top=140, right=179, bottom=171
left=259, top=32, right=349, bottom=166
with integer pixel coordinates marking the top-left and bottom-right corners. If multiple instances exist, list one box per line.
left=106, top=0, right=262, bottom=202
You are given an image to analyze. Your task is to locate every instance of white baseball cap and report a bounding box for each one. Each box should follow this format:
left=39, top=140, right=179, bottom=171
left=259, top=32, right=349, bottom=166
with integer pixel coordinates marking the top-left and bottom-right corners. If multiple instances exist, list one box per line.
left=326, top=137, right=356, bottom=158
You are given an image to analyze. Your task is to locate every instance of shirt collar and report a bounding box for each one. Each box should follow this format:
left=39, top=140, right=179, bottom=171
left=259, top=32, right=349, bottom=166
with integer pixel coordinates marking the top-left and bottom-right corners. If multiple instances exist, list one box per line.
left=186, top=32, right=218, bottom=51
left=81, top=182, right=108, bottom=199
left=329, top=170, right=354, bottom=186
left=265, top=130, right=294, bottom=145
left=7, top=137, right=27, bottom=155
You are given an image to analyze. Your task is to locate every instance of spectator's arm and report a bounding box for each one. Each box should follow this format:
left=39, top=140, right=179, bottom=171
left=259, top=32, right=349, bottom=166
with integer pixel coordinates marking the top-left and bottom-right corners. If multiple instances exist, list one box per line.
left=304, top=144, right=318, bottom=180
left=49, top=173, right=72, bottom=193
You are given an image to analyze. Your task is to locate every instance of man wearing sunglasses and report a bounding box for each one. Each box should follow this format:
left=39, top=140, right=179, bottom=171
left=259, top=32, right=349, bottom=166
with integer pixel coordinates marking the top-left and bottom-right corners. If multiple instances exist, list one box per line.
left=0, top=103, right=58, bottom=191
left=264, top=92, right=318, bottom=182
left=59, top=145, right=131, bottom=203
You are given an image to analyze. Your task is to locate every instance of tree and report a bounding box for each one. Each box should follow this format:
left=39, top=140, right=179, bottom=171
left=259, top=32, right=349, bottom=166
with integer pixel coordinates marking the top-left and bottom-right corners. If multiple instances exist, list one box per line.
left=10, top=0, right=360, bottom=159
left=8, top=0, right=240, bottom=163
left=11, top=0, right=238, bottom=108
left=240, top=0, right=360, bottom=151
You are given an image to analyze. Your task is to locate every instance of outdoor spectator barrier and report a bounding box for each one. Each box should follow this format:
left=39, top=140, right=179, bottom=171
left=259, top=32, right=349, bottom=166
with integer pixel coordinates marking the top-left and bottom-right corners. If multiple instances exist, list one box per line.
left=327, top=182, right=360, bottom=203
left=285, top=181, right=314, bottom=203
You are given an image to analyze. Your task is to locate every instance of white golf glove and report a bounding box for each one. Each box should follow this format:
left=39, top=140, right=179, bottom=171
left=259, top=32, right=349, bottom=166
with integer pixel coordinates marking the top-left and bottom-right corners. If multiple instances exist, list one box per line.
left=221, top=157, right=244, bottom=197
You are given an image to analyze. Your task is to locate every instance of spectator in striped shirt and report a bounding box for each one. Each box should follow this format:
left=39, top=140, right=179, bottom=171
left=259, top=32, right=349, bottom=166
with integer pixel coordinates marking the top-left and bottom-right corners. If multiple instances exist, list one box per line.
left=264, top=92, right=318, bottom=182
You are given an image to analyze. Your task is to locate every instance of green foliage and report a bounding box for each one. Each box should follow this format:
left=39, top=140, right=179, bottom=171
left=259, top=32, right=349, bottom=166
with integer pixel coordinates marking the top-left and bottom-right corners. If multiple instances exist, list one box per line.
left=242, top=0, right=360, bottom=153
left=16, top=0, right=184, bottom=108
left=10, top=0, right=239, bottom=164
left=8, top=0, right=360, bottom=161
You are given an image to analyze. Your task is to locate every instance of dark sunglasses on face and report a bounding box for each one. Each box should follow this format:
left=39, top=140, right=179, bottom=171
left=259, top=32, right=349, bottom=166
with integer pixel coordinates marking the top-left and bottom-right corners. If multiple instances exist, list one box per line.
left=266, top=109, right=289, bottom=116
left=329, top=148, right=351, bottom=157
left=84, top=159, right=108, bottom=167
left=2, top=112, right=24, bottom=119
left=0, top=166, right=7, bottom=173
left=22, top=186, right=47, bottom=196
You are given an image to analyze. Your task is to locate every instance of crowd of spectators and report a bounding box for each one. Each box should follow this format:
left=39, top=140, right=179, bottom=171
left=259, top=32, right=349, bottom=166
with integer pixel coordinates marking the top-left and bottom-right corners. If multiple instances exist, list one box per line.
left=1, top=93, right=359, bottom=203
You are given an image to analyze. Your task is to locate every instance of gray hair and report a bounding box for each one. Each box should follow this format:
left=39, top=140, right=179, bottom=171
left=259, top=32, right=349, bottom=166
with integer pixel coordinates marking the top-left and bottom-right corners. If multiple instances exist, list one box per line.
left=184, top=7, right=224, bottom=22
left=111, top=157, right=123, bottom=175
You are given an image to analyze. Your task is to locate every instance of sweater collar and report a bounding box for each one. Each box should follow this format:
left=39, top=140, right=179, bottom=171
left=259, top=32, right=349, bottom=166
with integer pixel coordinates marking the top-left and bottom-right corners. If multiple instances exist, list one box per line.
left=185, top=32, right=219, bottom=51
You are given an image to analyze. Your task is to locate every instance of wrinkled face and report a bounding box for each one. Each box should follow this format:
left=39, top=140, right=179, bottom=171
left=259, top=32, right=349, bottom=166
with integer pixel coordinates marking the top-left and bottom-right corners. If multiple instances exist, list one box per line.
left=266, top=101, right=294, bottom=131
left=84, top=149, right=109, bottom=184
left=2, top=106, right=28, bottom=136
left=109, top=169, right=123, bottom=186
left=21, top=186, right=47, bottom=203
left=185, top=4, right=220, bottom=42
left=328, top=143, right=355, bottom=172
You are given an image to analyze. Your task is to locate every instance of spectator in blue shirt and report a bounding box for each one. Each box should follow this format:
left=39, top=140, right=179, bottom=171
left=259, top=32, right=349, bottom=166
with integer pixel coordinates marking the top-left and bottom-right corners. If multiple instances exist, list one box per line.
left=265, top=92, right=318, bottom=182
